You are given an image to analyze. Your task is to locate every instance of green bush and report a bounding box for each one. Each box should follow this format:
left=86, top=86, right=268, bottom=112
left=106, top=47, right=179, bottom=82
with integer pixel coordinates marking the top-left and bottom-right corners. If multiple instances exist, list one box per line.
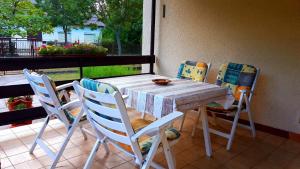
left=38, top=44, right=108, bottom=56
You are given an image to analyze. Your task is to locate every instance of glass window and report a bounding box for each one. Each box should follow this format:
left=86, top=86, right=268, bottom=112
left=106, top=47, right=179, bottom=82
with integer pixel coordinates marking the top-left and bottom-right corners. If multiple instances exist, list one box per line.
left=84, top=33, right=96, bottom=43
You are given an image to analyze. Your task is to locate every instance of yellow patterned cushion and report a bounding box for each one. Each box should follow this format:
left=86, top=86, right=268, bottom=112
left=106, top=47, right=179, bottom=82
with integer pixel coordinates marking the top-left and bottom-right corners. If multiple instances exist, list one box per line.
left=177, top=60, right=208, bottom=82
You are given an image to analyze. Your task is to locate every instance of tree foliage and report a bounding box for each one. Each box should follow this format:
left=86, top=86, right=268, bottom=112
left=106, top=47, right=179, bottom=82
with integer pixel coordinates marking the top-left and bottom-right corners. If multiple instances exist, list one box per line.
left=96, top=0, right=143, bottom=55
left=0, top=0, right=53, bottom=37
left=36, top=0, right=97, bottom=44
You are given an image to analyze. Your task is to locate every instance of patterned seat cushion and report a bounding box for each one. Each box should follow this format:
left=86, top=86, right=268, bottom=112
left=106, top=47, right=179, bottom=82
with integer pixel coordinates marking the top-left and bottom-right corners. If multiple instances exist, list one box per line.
left=80, top=78, right=181, bottom=155
left=177, top=60, right=208, bottom=82
left=207, top=101, right=246, bottom=114
left=125, top=118, right=181, bottom=155
left=207, top=62, right=257, bottom=114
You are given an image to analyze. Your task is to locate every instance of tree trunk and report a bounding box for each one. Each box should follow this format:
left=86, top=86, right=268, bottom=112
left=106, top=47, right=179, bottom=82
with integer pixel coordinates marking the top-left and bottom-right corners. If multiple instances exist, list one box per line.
left=115, top=30, right=122, bottom=55
left=63, top=26, right=68, bottom=45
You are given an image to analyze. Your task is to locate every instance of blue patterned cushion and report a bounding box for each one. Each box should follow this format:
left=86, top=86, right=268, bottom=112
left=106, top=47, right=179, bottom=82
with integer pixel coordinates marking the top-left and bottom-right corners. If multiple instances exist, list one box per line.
left=216, top=63, right=257, bottom=101
left=80, top=78, right=119, bottom=94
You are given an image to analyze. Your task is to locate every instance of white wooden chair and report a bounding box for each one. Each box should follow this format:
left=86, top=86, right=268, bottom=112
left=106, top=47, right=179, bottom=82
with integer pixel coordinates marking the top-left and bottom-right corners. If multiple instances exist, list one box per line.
left=177, top=60, right=212, bottom=131
left=192, top=63, right=260, bottom=150
left=73, top=79, right=183, bottom=169
left=23, top=69, right=91, bottom=169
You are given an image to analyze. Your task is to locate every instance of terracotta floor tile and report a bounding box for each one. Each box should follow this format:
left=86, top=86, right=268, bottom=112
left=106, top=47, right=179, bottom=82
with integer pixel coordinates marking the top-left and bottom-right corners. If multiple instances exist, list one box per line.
left=0, top=133, right=18, bottom=142
left=252, top=161, right=284, bottom=169
left=278, top=140, right=300, bottom=154
left=8, top=152, right=36, bottom=165
left=1, top=149, right=6, bottom=159
left=11, top=126, right=31, bottom=134
left=263, top=148, right=298, bottom=168
left=1, top=157, right=13, bottom=168
left=13, top=159, right=43, bottom=169
left=110, top=162, right=137, bottom=169
left=96, top=153, right=126, bottom=169
left=30, top=148, right=48, bottom=158
left=14, top=130, right=36, bottom=138
left=261, top=134, right=287, bottom=147
left=0, top=114, right=299, bottom=169
left=0, top=129, right=14, bottom=136
left=51, top=160, right=76, bottom=169
left=286, top=154, right=300, bottom=169
left=45, top=135, right=66, bottom=145
left=190, top=156, right=222, bottom=169
left=37, top=155, right=65, bottom=167
left=224, top=155, right=259, bottom=169
left=62, top=146, right=84, bottom=159
left=4, top=145, right=28, bottom=157
left=67, top=154, right=89, bottom=168
left=115, top=152, right=134, bottom=162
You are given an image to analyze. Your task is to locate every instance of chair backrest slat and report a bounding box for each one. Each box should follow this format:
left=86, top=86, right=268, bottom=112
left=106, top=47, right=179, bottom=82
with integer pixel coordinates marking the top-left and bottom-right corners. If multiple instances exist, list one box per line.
left=74, top=80, right=140, bottom=155
left=92, top=118, right=131, bottom=145
left=23, top=69, right=70, bottom=125
left=83, top=89, right=117, bottom=105
left=38, top=94, right=55, bottom=106
left=30, top=81, right=50, bottom=96
left=84, top=98, right=121, bottom=119
left=41, top=102, right=58, bottom=115
left=87, top=108, right=126, bottom=133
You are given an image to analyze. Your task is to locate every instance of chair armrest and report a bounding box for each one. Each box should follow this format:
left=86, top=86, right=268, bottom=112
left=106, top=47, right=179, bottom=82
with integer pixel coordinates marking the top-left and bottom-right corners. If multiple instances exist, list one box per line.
left=56, top=82, right=73, bottom=91
left=131, top=111, right=183, bottom=141
left=58, top=99, right=80, bottom=111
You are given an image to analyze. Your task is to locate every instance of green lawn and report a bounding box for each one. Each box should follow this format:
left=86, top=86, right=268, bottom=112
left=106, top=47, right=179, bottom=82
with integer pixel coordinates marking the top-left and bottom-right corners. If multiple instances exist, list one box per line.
left=44, top=65, right=141, bottom=81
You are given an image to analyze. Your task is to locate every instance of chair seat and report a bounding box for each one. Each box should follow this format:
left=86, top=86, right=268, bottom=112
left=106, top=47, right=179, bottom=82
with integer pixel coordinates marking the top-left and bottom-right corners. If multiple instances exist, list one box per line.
left=119, top=118, right=181, bottom=155
left=65, top=107, right=87, bottom=123
left=206, top=101, right=245, bottom=115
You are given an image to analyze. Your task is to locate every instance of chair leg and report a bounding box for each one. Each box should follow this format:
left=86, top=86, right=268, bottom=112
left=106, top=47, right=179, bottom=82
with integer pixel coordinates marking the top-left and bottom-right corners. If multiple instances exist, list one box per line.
left=179, top=112, right=186, bottom=131
left=192, top=108, right=201, bottom=137
left=50, top=123, right=78, bottom=169
left=79, top=124, right=88, bottom=140
left=83, top=139, right=102, bottom=169
left=142, top=135, right=161, bottom=169
left=161, top=132, right=175, bottom=169
left=245, top=96, right=256, bottom=137
left=226, top=110, right=241, bottom=150
left=30, top=116, right=50, bottom=154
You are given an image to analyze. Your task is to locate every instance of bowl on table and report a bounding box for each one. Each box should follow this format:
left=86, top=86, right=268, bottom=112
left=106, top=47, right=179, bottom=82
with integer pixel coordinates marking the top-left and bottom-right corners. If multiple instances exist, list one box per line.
left=152, top=79, right=171, bottom=86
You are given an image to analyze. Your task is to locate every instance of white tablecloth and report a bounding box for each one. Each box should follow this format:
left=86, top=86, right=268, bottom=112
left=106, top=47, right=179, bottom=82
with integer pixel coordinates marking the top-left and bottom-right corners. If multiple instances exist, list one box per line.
left=99, top=74, right=227, bottom=118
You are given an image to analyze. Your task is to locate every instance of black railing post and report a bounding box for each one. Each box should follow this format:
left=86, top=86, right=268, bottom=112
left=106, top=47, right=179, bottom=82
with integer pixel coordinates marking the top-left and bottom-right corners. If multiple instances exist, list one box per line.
left=80, top=67, right=83, bottom=79
left=150, top=0, right=156, bottom=74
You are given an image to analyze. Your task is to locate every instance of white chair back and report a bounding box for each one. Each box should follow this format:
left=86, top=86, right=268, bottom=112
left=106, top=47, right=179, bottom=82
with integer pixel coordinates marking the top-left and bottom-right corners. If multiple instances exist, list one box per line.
left=73, top=81, right=144, bottom=161
left=23, top=69, right=70, bottom=126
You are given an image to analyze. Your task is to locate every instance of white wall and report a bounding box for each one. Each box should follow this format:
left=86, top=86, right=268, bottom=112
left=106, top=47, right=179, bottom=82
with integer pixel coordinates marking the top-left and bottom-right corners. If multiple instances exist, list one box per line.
left=143, top=0, right=300, bottom=133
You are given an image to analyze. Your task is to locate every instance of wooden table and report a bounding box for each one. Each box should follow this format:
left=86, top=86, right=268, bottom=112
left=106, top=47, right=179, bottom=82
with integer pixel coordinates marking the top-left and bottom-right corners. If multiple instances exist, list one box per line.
left=99, top=74, right=227, bottom=157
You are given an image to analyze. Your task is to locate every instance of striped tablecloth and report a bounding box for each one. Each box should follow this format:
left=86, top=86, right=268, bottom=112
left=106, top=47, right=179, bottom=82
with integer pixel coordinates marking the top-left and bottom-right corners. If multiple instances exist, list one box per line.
left=99, top=74, right=227, bottom=118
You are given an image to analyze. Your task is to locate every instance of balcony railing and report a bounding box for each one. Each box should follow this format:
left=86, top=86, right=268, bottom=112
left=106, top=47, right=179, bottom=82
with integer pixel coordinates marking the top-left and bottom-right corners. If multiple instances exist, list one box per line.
left=0, top=37, right=41, bottom=58
left=0, top=55, right=155, bottom=126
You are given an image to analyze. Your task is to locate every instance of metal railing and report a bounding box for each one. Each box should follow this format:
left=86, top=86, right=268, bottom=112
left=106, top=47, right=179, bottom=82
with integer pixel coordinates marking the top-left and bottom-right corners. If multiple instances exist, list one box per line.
left=0, top=37, right=42, bottom=58
left=0, top=55, right=155, bottom=125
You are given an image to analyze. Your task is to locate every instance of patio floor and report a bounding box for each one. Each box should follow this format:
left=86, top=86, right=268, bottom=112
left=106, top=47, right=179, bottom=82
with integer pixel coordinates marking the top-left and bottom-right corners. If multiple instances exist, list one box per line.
left=1, top=110, right=300, bottom=169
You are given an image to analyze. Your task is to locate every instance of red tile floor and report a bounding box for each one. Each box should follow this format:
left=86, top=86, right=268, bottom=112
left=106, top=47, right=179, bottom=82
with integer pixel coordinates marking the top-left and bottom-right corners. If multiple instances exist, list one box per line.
left=1, top=110, right=300, bottom=169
